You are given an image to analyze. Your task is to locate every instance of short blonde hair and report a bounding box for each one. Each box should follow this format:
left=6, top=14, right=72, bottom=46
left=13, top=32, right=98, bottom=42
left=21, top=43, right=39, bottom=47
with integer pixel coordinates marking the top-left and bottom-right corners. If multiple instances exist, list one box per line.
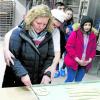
left=24, top=4, right=53, bottom=32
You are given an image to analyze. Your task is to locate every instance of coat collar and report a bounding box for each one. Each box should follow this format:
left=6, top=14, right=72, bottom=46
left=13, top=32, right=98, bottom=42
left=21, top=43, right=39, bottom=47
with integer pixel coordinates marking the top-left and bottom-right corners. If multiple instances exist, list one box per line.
left=19, top=30, right=52, bottom=56
left=20, top=32, right=40, bottom=55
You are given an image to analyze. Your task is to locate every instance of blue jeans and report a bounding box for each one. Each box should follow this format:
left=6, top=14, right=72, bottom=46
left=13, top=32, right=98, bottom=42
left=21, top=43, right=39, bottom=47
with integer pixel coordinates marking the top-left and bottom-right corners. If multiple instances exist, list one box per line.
left=65, top=66, right=85, bottom=82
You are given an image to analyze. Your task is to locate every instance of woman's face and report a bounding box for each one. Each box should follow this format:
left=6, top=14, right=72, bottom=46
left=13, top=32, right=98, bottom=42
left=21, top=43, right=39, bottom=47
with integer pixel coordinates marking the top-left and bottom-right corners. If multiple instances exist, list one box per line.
left=31, top=17, right=49, bottom=33
left=65, top=10, right=73, bottom=20
left=83, top=22, right=92, bottom=32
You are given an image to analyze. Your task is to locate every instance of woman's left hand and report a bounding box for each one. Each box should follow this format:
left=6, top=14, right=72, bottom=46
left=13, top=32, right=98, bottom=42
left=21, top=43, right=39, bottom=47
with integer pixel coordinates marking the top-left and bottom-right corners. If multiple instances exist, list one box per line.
left=41, top=75, right=51, bottom=84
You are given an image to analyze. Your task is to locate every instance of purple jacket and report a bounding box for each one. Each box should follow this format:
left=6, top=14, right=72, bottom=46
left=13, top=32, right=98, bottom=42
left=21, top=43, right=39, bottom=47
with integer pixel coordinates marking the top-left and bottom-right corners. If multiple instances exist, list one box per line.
left=64, top=28, right=96, bottom=71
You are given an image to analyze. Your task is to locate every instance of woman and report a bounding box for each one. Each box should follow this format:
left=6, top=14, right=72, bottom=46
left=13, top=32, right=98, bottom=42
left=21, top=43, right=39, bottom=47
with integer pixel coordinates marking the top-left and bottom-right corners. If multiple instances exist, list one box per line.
left=64, top=16, right=96, bottom=82
left=2, top=4, right=54, bottom=87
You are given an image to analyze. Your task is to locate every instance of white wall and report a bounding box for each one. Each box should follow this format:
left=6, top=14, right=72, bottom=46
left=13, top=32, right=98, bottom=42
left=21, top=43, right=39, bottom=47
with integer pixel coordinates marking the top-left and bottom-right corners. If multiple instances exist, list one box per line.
left=14, top=0, right=26, bottom=26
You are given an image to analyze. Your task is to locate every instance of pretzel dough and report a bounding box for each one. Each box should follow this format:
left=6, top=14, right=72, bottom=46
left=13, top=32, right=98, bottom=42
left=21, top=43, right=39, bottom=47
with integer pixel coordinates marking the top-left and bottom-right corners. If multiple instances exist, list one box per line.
left=34, top=88, right=49, bottom=96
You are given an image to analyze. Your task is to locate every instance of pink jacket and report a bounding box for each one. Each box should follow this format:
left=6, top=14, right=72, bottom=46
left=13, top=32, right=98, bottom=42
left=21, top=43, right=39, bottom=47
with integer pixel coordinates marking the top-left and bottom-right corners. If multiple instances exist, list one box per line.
left=64, top=28, right=96, bottom=71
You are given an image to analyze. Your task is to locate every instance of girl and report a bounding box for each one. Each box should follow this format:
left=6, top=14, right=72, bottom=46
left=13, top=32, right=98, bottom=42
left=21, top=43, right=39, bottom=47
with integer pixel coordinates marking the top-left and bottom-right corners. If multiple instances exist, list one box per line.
left=64, top=16, right=96, bottom=82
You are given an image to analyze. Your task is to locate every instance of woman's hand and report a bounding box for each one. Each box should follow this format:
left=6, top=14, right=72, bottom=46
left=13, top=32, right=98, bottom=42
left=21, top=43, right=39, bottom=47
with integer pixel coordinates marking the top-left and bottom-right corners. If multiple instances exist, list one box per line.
left=45, top=66, right=56, bottom=81
left=4, top=49, right=15, bottom=66
left=21, top=74, right=32, bottom=86
left=41, top=75, right=51, bottom=84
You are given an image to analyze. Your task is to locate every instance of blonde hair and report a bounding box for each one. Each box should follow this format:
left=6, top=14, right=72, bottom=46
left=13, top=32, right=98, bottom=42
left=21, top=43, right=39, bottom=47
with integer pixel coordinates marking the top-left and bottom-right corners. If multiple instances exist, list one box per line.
left=24, top=4, right=53, bottom=32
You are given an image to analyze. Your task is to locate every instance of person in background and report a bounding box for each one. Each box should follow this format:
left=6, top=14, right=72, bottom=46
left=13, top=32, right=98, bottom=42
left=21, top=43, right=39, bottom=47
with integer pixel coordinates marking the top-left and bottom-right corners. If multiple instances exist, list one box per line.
left=45, top=9, right=66, bottom=80
left=53, top=2, right=66, bottom=78
left=55, top=2, right=66, bottom=64
left=3, top=8, right=66, bottom=83
left=2, top=4, right=54, bottom=87
left=64, top=7, right=74, bottom=40
left=64, top=16, right=96, bottom=82
left=54, top=7, right=74, bottom=78
left=72, top=22, right=99, bottom=36
left=55, top=2, right=65, bottom=12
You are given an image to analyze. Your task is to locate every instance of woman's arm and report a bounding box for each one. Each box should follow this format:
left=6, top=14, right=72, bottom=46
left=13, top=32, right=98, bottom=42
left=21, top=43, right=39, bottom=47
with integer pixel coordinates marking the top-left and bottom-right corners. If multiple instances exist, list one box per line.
left=4, top=26, right=18, bottom=66
left=9, top=28, right=31, bottom=86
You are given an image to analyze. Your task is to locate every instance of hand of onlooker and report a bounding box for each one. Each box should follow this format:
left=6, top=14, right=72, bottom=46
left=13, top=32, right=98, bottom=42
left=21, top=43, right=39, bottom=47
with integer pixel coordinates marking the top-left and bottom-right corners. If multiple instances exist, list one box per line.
left=45, top=66, right=56, bottom=81
left=65, top=28, right=70, bottom=34
left=83, top=58, right=92, bottom=66
left=21, top=74, right=32, bottom=86
left=75, top=57, right=85, bottom=66
left=4, top=49, right=15, bottom=66
left=41, top=75, right=51, bottom=84
left=79, top=60, right=86, bottom=66
left=75, top=57, right=92, bottom=66
left=83, top=60, right=89, bottom=66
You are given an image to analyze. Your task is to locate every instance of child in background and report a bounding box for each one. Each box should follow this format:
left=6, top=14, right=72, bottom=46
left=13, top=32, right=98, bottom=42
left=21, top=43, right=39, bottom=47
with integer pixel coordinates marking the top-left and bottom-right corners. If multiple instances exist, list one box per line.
left=64, top=7, right=74, bottom=40
left=55, top=2, right=65, bottom=12
left=64, top=16, right=96, bottom=82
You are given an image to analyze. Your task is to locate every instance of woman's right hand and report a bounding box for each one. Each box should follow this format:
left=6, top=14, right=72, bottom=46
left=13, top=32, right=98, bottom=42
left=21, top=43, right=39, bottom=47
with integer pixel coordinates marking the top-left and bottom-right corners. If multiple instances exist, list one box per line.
left=4, top=49, right=15, bottom=66
left=21, top=74, right=32, bottom=86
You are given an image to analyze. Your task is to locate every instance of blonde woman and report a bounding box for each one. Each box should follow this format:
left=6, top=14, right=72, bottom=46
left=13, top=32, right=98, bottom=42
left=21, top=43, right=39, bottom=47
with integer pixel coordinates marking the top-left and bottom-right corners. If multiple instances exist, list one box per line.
left=2, top=4, right=54, bottom=87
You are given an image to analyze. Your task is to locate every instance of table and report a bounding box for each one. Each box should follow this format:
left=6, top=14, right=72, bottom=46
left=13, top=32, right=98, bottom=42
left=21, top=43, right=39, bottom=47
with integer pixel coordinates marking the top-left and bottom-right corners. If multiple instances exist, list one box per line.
left=0, top=81, right=100, bottom=100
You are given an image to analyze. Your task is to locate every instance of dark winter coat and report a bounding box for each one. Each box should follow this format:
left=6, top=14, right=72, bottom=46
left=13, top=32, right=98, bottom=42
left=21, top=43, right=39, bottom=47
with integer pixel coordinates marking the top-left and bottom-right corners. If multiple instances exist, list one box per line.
left=2, top=27, right=54, bottom=87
